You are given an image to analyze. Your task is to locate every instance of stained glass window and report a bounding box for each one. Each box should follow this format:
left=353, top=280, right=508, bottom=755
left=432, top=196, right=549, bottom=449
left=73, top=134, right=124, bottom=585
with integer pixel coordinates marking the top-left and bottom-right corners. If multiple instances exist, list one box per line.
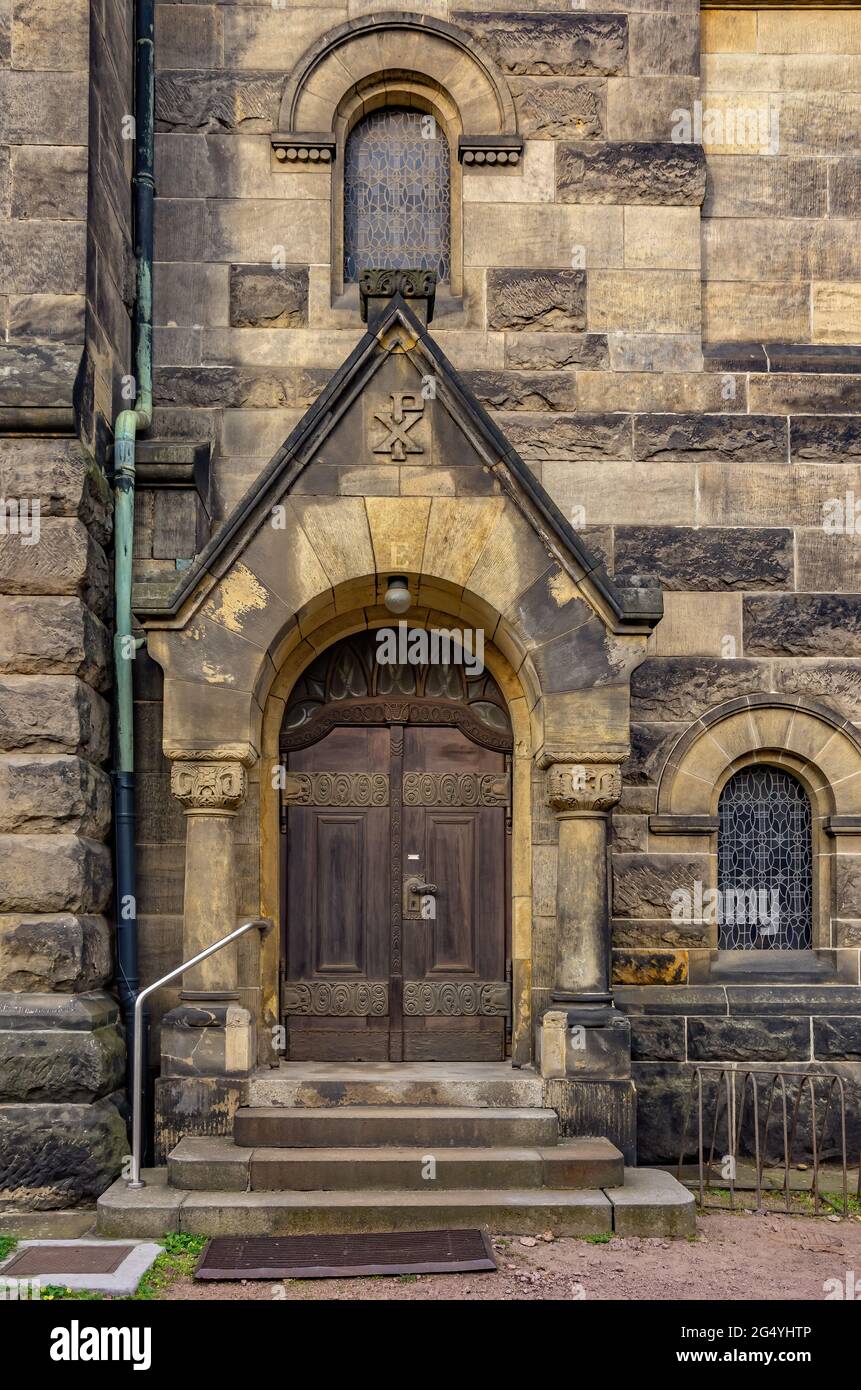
left=717, top=766, right=813, bottom=950
left=344, top=108, right=451, bottom=284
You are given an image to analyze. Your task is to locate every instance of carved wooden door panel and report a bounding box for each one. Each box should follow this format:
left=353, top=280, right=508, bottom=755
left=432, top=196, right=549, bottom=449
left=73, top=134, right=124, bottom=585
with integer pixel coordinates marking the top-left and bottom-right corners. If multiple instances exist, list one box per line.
left=401, top=727, right=509, bottom=1061
left=283, top=726, right=391, bottom=1060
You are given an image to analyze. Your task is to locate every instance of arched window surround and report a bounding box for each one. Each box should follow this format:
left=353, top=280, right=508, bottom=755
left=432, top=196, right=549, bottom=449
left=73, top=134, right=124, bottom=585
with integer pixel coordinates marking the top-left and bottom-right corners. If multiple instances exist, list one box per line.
left=649, top=696, right=861, bottom=963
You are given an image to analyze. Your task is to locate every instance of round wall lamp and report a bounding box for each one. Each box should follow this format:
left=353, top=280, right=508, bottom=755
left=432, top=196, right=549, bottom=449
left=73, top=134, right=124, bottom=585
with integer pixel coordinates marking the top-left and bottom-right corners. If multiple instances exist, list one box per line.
left=384, top=575, right=412, bottom=615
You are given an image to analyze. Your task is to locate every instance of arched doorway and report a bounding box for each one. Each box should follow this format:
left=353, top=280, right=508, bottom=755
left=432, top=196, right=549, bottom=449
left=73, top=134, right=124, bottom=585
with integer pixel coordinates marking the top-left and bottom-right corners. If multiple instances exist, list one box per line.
left=278, top=630, right=513, bottom=1062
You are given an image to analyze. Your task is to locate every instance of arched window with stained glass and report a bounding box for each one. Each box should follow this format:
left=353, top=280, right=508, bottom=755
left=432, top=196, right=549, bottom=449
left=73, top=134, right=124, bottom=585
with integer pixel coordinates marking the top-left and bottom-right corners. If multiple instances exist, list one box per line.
left=717, top=765, right=813, bottom=950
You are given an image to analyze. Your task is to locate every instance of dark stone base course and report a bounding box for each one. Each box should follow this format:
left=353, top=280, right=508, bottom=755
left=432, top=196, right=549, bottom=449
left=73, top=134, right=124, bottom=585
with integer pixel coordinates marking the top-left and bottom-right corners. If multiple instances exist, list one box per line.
left=633, top=1061, right=861, bottom=1166
left=0, top=1095, right=127, bottom=1210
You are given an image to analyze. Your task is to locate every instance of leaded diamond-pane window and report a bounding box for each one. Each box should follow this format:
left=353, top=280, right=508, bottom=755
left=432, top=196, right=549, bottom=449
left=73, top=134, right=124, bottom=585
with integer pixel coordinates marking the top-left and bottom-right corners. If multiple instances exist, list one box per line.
left=717, top=766, right=813, bottom=950
left=344, top=108, right=451, bottom=283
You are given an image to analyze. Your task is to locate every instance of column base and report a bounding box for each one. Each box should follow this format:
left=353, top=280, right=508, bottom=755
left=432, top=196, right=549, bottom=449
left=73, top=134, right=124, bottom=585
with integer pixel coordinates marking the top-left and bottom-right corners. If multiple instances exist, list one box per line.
left=538, top=1006, right=631, bottom=1081
left=160, top=1002, right=255, bottom=1079
left=543, top=1077, right=637, bottom=1165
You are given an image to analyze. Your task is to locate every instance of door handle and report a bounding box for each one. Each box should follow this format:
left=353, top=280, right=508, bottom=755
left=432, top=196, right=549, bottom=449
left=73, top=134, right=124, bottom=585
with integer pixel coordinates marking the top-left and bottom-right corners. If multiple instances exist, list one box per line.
left=403, top=875, right=438, bottom=918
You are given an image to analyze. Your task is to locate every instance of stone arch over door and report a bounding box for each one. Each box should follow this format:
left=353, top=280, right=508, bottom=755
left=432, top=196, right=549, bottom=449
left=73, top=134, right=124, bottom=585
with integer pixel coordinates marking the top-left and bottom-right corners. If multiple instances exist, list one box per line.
left=650, top=694, right=861, bottom=956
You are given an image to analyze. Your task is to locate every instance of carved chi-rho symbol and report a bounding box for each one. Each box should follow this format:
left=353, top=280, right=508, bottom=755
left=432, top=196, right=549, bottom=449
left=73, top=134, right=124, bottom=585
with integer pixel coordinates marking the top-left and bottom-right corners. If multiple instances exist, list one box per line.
left=373, top=391, right=424, bottom=461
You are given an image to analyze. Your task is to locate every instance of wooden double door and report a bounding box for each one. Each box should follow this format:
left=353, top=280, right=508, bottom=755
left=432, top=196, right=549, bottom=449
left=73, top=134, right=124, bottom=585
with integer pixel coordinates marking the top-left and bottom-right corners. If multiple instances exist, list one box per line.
left=281, top=721, right=510, bottom=1061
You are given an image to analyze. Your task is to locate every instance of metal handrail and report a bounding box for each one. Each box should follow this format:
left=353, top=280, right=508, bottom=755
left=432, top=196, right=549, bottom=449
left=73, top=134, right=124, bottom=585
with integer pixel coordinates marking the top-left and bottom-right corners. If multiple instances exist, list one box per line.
left=127, top=917, right=273, bottom=1188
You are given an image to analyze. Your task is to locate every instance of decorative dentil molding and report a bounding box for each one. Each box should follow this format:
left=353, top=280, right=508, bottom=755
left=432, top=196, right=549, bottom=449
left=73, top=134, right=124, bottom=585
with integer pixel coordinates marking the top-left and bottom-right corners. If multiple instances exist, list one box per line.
left=170, top=761, right=248, bottom=812
left=545, top=762, right=622, bottom=815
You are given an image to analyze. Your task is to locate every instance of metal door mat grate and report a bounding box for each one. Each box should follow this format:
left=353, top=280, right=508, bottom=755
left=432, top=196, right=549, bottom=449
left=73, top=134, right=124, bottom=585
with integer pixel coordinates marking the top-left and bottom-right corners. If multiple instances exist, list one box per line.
left=3, top=1245, right=135, bottom=1276
left=196, top=1228, right=497, bottom=1279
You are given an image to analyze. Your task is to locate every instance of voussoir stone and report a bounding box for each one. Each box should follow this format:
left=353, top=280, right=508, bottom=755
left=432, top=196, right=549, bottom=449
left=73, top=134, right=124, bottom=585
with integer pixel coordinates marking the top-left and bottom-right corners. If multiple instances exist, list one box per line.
left=0, top=1097, right=127, bottom=1209
left=557, top=142, right=706, bottom=205
left=487, top=269, right=586, bottom=332
left=0, top=834, right=112, bottom=913
left=453, top=12, right=627, bottom=76
left=0, top=914, right=112, bottom=992
left=0, top=596, right=110, bottom=687
left=0, top=754, right=111, bottom=835
left=0, top=676, right=110, bottom=758
left=229, top=265, right=309, bottom=328
left=615, top=525, right=793, bottom=591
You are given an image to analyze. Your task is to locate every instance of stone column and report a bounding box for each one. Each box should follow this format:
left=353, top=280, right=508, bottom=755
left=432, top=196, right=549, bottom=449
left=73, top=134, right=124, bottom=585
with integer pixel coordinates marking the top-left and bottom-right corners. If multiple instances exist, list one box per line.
left=545, top=761, right=621, bottom=1007
left=156, top=756, right=255, bottom=1134
left=539, top=760, right=635, bottom=1159
left=169, top=758, right=247, bottom=998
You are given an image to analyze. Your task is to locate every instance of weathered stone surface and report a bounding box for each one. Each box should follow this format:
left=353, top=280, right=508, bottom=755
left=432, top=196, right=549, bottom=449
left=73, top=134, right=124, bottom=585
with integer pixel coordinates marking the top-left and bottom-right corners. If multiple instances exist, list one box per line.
left=617, top=986, right=727, bottom=1016
left=511, top=79, right=604, bottom=139
left=633, top=413, right=788, bottom=462
left=813, top=1017, right=861, bottom=1060
left=629, top=1015, right=686, bottom=1061
left=0, top=1018, right=124, bottom=1104
left=790, top=415, right=861, bottom=460
left=10, top=145, right=88, bottom=221
left=0, top=755, right=111, bottom=836
left=630, top=12, right=699, bottom=77
left=156, top=71, right=280, bottom=131
left=499, top=411, right=631, bottom=460
left=487, top=269, right=585, bottom=332
left=613, top=920, right=709, bottom=951
left=0, top=439, right=112, bottom=542
left=0, top=914, right=111, bottom=992
left=0, top=221, right=86, bottom=296
left=0, top=596, right=110, bottom=687
left=615, top=525, right=793, bottom=591
left=0, top=343, right=81, bottom=408
left=624, top=723, right=681, bottom=786
left=153, top=364, right=328, bottom=409
left=612, top=951, right=688, bottom=984
left=773, top=660, right=861, bottom=724
left=0, top=676, right=109, bottom=758
left=505, top=332, right=608, bottom=369
left=744, top=596, right=861, bottom=657
left=7, top=294, right=86, bottom=342
left=558, top=142, right=706, bottom=205
left=0, top=70, right=88, bottom=147
left=829, top=159, right=861, bottom=216
left=464, top=369, right=577, bottom=412
left=687, top=1017, right=811, bottom=1063
left=0, top=1097, right=127, bottom=1209
left=631, top=657, right=768, bottom=721
left=612, top=854, right=707, bottom=920
left=0, top=834, right=111, bottom=913
left=454, top=12, right=627, bottom=76
left=610, top=813, right=647, bottom=854
left=0, top=521, right=109, bottom=613
left=228, top=265, right=309, bottom=329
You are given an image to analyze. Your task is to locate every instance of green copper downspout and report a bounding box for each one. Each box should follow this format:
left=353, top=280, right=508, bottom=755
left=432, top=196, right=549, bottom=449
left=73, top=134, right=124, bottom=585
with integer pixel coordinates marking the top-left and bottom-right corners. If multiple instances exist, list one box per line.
left=113, top=0, right=155, bottom=1115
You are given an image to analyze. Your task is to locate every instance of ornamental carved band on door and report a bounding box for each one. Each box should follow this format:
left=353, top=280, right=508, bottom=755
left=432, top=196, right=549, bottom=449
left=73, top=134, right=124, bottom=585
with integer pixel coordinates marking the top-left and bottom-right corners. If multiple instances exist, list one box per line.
left=279, top=632, right=513, bottom=1062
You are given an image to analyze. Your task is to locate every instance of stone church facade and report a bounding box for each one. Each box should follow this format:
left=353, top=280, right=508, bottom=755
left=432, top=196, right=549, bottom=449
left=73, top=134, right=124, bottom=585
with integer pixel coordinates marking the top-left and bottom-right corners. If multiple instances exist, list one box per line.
left=2, top=0, right=861, bottom=1212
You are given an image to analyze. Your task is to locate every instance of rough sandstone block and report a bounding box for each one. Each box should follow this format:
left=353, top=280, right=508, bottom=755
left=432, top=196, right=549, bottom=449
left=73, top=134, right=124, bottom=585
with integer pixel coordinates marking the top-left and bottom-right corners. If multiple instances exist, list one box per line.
left=0, top=676, right=109, bottom=758
left=631, top=657, right=769, bottom=721
left=0, top=596, right=110, bottom=687
left=0, top=834, right=112, bottom=914
left=155, top=71, right=281, bottom=132
left=0, top=755, right=111, bottom=836
left=0, top=1097, right=127, bottom=1210
left=633, top=412, right=788, bottom=462
left=0, top=520, right=109, bottom=613
left=10, top=145, right=88, bottom=221
left=228, top=265, right=309, bottom=328
left=687, top=1017, right=811, bottom=1063
left=510, top=78, right=604, bottom=140
left=499, top=411, right=631, bottom=461
left=463, top=369, right=577, bottom=412
left=0, top=914, right=112, bottom=992
left=612, top=854, right=708, bottom=920
left=557, top=142, right=706, bottom=205
left=504, top=333, right=608, bottom=369
left=487, top=269, right=585, bottom=332
left=452, top=12, right=627, bottom=76
left=0, top=438, right=111, bottom=541
left=0, top=993, right=124, bottom=1103
left=614, top=525, right=793, bottom=591
left=587, top=271, right=700, bottom=334
left=0, top=343, right=82, bottom=408
left=744, top=595, right=861, bottom=657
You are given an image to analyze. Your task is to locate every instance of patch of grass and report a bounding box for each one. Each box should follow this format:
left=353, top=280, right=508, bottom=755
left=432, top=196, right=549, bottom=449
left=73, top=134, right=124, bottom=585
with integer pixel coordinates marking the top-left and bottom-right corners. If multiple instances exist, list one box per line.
left=397, top=1273, right=418, bottom=1284
left=39, top=1285, right=104, bottom=1301
left=580, top=1232, right=612, bottom=1245
left=133, top=1233, right=207, bottom=1300
left=0, top=1236, right=18, bottom=1262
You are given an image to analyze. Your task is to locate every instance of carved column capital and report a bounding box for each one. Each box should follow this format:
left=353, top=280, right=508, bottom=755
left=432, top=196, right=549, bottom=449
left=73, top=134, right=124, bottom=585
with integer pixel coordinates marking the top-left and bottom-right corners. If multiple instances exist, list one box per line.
left=170, top=760, right=247, bottom=813
left=545, top=761, right=622, bottom=816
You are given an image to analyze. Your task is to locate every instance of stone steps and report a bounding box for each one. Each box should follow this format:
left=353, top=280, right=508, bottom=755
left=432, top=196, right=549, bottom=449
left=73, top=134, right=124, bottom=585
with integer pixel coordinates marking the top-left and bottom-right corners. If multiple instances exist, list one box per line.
left=233, top=1105, right=560, bottom=1149
left=97, top=1167, right=695, bottom=1238
left=167, top=1136, right=625, bottom=1192
left=246, top=1062, right=545, bottom=1110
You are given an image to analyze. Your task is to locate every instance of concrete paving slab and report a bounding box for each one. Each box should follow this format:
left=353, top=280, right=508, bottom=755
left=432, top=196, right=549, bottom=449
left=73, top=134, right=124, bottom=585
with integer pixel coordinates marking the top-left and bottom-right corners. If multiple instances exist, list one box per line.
left=0, top=1239, right=163, bottom=1296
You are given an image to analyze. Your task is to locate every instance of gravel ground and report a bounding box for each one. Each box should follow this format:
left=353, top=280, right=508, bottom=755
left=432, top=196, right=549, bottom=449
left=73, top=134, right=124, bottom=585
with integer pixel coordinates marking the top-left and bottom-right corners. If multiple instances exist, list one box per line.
left=164, top=1209, right=861, bottom=1301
